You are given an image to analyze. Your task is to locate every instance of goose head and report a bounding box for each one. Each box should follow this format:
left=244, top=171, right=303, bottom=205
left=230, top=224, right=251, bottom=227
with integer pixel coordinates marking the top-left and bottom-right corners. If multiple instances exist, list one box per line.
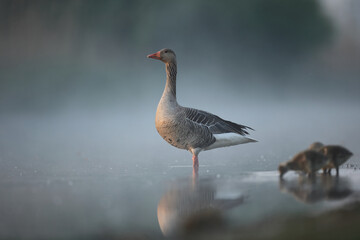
left=147, top=48, right=176, bottom=63
left=308, top=142, right=324, bottom=151
left=278, top=163, right=288, bottom=178
left=320, top=145, right=353, bottom=165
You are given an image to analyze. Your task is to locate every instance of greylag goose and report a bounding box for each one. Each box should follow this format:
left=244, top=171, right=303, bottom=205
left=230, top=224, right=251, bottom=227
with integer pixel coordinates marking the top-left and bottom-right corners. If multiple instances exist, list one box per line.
left=318, top=145, right=353, bottom=176
left=147, top=48, right=256, bottom=169
left=278, top=150, right=329, bottom=178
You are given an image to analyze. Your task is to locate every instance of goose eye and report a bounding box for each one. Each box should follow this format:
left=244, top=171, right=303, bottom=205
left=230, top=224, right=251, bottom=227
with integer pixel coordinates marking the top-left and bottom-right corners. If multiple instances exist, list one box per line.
left=164, top=50, right=168, bottom=53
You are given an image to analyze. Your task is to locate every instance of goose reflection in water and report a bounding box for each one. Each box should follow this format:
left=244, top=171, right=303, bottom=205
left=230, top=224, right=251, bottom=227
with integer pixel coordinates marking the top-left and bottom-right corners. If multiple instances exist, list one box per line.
left=157, top=172, right=245, bottom=236
left=279, top=175, right=353, bottom=204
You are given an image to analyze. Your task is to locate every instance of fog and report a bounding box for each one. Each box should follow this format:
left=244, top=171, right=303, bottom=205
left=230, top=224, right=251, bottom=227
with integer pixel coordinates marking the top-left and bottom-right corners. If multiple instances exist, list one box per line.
left=0, top=0, right=360, bottom=239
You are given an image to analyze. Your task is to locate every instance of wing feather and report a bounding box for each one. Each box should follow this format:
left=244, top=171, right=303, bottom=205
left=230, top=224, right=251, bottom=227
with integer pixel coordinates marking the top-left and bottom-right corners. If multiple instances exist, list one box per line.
left=184, top=108, right=253, bottom=136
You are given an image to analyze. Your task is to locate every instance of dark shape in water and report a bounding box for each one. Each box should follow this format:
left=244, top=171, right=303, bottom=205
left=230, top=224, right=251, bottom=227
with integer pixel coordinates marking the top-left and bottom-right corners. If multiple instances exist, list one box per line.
left=157, top=174, right=244, bottom=236
left=279, top=175, right=352, bottom=204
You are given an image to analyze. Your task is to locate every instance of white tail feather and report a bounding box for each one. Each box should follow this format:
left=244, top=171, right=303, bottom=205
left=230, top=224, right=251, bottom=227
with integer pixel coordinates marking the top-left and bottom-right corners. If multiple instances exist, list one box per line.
left=204, top=133, right=257, bottom=151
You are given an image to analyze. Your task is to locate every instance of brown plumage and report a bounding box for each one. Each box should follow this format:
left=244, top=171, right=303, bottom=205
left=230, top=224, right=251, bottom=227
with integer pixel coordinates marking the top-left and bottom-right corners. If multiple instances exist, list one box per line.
left=278, top=150, right=329, bottom=178
left=319, top=145, right=353, bottom=176
left=308, top=142, right=324, bottom=151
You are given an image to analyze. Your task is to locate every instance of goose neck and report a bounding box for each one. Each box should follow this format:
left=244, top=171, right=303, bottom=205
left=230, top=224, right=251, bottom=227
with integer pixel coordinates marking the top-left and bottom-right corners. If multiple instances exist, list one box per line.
left=164, top=61, right=177, bottom=99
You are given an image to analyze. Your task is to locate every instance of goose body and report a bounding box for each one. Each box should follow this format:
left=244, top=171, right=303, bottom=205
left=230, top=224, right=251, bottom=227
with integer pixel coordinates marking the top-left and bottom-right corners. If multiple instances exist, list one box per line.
left=148, top=48, right=256, bottom=169
left=278, top=150, right=329, bottom=178
left=319, top=145, right=353, bottom=176
left=309, top=142, right=353, bottom=176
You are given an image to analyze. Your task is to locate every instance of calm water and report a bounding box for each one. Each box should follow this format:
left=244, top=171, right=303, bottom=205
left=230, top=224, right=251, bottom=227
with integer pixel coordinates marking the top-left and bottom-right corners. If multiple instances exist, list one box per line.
left=0, top=164, right=359, bottom=239
left=0, top=101, right=359, bottom=239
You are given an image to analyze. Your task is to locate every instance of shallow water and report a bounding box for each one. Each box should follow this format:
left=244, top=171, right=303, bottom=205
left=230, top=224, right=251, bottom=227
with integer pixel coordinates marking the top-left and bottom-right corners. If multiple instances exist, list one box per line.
left=0, top=101, right=359, bottom=239
left=0, top=163, right=359, bottom=239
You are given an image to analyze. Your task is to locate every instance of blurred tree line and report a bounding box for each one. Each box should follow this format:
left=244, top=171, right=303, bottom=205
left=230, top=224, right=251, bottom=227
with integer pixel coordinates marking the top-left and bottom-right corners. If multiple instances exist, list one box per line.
left=0, top=0, right=332, bottom=60
left=0, top=0, right=333, bottom=112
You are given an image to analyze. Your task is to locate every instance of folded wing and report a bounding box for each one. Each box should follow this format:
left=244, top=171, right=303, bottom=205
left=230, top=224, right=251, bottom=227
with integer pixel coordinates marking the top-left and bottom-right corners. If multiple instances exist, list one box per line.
left=184, top=107, right=253, bottom=136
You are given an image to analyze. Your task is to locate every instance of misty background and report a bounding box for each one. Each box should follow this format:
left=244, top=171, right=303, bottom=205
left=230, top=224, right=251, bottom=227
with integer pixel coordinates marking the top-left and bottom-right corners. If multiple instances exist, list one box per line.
left=0, top=0, right=360, bottom=238
left=1, top=0, right=360, bottom=177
